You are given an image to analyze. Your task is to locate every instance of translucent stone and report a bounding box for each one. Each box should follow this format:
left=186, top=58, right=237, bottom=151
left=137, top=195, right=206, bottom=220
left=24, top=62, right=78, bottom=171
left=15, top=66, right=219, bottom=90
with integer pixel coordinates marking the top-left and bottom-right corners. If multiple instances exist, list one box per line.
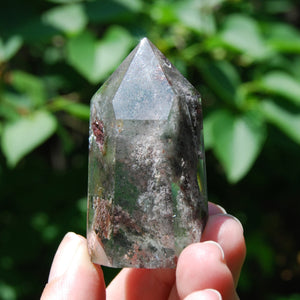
left=87, top=38, right=207, bottom=268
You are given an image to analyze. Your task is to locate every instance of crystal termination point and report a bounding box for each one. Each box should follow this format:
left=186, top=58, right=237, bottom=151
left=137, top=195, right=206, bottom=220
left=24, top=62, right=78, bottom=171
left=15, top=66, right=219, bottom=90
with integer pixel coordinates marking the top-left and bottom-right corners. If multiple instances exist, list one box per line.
left=87, top=38, right=207, bottom=268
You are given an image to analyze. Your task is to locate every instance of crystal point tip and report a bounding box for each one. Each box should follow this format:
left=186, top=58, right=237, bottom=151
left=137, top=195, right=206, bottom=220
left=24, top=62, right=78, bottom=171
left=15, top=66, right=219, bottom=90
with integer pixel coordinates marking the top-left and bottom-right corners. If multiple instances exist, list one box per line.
left=140, top=37, right=150, bottom=44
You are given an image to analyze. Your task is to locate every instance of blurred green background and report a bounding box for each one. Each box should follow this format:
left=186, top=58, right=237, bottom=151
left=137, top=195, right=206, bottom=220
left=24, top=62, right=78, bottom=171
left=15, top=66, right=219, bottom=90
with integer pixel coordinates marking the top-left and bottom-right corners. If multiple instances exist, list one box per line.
left=0, top=0, right=300, bottom=299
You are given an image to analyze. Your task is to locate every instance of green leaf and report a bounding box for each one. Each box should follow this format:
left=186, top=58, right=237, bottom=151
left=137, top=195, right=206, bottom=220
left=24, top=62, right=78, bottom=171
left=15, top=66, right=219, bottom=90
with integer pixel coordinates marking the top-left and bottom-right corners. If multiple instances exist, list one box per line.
left=1, top=111, right=57, bottom=167
left=290, top=57, right=300, bottom=82
left=11, top=71, right=46, bottom=106
left=14, top=14, right=59, bottom=43
left=0, top=93, right=26, bottom=121
left=265, top=23, right=300, bottom=53
left=0, top=36, right=22, bottom=63
left=203, top=114, right=217, bottom=150
left=175, top=0, right=218, bottom=35
left=259, top=71, right=300, bottom=106
left=51, top=97, right=90, bottom=120
left=67, top=26, right=133, bottom=83
left=204, top=109, right=232, bottom=149
left=0, top=281, right=17, bottom=300
left=212, top=110, right=266, bottom=182
left=220, top=14, right=271, bottom=59
left=198, top=60, right=241, bottom=105
left=42, top=3, right=87, bottom=35
left=260, top=100, right=300, bottom=144
left=150, top=2, right=177, bottom=25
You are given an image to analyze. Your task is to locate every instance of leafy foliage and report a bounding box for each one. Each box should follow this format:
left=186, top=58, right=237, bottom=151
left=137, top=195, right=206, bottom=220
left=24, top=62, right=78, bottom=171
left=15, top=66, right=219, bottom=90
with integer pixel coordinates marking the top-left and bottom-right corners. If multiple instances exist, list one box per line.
left=0, top=0, right=300, bottom=299
left=2, top=110, right=57, bottom=167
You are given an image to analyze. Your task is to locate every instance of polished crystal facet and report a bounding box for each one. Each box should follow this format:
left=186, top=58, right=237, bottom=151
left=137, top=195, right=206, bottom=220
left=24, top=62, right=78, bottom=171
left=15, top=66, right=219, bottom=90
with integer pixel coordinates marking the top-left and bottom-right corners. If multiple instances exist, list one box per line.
left=87, top=38, right=207, bottom=268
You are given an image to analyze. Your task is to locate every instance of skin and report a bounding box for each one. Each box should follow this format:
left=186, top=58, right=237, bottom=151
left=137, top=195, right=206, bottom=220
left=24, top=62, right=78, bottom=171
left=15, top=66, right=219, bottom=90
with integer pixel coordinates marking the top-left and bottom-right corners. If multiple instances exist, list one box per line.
left=41, top=202, right=246, bottom=300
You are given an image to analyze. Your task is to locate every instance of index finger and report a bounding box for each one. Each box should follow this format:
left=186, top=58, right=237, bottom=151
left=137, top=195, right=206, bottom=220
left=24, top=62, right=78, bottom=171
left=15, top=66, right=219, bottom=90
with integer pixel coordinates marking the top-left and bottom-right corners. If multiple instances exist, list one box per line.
left=202, top=204, right=246, bottom=286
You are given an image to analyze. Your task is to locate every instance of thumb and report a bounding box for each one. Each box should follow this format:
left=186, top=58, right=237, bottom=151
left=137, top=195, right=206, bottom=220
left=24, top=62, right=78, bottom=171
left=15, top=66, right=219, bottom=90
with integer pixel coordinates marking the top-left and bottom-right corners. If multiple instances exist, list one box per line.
left=41, top=232, right=106, bottom=300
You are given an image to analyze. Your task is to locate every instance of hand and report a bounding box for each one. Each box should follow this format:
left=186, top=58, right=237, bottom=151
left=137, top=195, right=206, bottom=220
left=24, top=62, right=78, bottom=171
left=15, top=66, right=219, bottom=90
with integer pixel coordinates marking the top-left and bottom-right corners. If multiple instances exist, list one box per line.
left=41, top=202, right=246, bottom=300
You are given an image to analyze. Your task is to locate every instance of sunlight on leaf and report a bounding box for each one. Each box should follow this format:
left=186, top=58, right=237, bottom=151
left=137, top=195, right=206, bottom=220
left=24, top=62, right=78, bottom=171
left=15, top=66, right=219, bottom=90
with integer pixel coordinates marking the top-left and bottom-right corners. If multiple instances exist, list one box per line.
left=260, top=100, right=300, bottom=144
left=220, top=14, right=271, bottom=60
left=42, top=3, right=87, bottom=35
left=175, top=0, right=218, bottom=35
left=0, top=36, right=22, bottom=63
left=67, top=26, right=133, bottom=83
left=265, top=22, right=300, bottom=53
left=1, top=111, right=57, bottom=167
left=259, top=71, right=300, bottom=106
left=212, top=110, right=266, bottom=182
left=203, top=112, right=222, bottom=149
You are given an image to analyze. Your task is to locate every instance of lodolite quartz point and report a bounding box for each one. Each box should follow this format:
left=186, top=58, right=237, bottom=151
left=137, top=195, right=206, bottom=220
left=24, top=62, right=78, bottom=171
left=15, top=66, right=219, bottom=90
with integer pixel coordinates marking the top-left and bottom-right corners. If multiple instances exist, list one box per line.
left=87, top=38, right=208, bottom=268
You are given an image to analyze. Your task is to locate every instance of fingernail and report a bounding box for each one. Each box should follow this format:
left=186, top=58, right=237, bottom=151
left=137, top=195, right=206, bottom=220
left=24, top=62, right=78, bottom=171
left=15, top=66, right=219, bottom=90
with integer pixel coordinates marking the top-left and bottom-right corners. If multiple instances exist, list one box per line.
left=220, top=214, right=244, bottom=234
left=216, top=205, right=227, bottom=214
left=206, top=289, right=222, bottom=300
left=184, top=289, right=222, bottom=300
left=202, top=241, right=225, bottom=261
left=48, top=232, right=84, bottom=282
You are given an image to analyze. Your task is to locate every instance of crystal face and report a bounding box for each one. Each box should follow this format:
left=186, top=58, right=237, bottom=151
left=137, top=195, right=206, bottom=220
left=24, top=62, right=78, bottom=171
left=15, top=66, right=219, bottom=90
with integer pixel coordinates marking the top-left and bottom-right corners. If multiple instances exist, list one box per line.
left=87, top=38, right=207, bottom=268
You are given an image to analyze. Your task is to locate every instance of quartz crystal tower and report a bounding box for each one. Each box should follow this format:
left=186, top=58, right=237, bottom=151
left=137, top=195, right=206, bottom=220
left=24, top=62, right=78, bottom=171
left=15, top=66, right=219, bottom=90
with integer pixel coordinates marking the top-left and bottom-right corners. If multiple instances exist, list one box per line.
left=87, top=38, right=207, bottom=268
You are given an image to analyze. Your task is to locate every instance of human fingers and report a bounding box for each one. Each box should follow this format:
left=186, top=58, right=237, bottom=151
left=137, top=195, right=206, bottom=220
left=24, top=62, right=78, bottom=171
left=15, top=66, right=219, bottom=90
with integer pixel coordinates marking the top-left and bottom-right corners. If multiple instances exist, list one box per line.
left=176, top=241, right=237, bottom=300
left=107, top=268, right=175, bottom=300
left=41, top=232, right=106, bottom=300
left=201, top=212, right=246, bottom=285
left=107, top=203, right=245, bottom=300
left=105, top=204, right=224, bottom=300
